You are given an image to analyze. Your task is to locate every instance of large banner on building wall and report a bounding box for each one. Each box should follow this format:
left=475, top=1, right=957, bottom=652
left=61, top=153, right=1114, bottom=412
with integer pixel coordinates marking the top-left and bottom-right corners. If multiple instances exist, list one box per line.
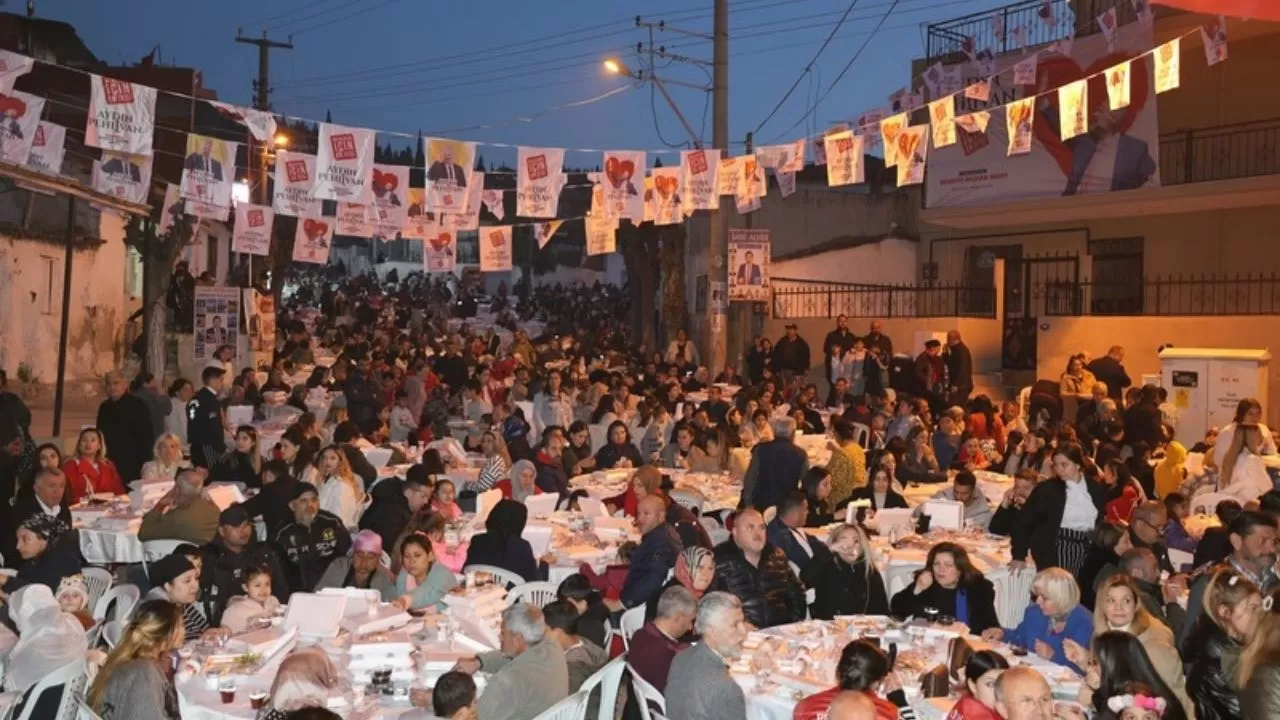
left=925, top=21, right=1159, bottom=208
left=193, top=286, right=241, bottom=363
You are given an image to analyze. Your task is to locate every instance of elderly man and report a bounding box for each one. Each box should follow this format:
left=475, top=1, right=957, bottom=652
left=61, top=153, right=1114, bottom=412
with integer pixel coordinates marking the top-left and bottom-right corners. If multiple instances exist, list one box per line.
left=708, top=508, right=806, bottom=628
left=921, top=470, right=993, bottom=529
left=989, top=470, right=1038, bottom=537
left=944, top=330, right=973, bottom=408
left=97, top=370, right=154, bottom=482
left=1129, top=500, right=1175, bottom=575
left=621, top=494, right=682, bottom=609
left=629, top=585, right=696, bottom=692
left=665, top=592, right=749, bottom=720
left=16, top=467, right=71, bottom=524
left=454, top=603, right=569, bottom=720
left=274, top=482, right=353, bottom=594
left=1119, top=547, right=1186, bottom=637
left=199, top=504, right=289, bottom=624
left=138, top=469, right=221, bottom=545
left=741, top=416, right=809, bottom=511
left=1087, top=345, right=1131, bottom=403
left=994, top=667, right=1056, bottom=720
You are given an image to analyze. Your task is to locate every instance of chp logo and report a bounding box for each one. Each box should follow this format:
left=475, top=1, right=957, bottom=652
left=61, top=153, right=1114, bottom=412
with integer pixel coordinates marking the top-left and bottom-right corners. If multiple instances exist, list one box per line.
left=329, top=132, right=358, bottom=161
left=101, top=78, right=134, bottom=105
left=525, top=153, right=548, bottom=181
left=246, top=209, right=266, bottom=227
left=686, top=150, right=708, bottom=175
left=285, top=158, right=309, bottom=183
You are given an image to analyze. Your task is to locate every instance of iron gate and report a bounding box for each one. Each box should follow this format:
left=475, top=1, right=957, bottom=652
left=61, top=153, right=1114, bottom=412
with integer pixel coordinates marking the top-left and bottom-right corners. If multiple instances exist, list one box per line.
left=1001, top=252, right=1081, bottom=370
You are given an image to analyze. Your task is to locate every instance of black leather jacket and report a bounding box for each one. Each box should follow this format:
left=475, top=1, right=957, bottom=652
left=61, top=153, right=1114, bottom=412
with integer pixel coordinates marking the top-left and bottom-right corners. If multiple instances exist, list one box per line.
left=707, top=539, right=806, bottom=629
left=1183, top=616, right=1243, bottom=720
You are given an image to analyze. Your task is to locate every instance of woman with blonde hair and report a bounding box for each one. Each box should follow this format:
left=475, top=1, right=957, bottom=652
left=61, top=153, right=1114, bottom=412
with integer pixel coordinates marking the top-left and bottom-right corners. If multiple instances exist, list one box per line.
left=1239, top=588, right=1280, bottom=717
left=140, top=433, right=190, bottom=483
left=315, top=444, right=365, bottom=528
left=257, top=647, right=340, bottom=720
left=805, top=523, right=888, bottom=619
left=982, top=568, right=1093, bottom=673
left=1218, top=420, right=1274, bottom=503
left=88, top=599, right=184, bottom=720
left=1185, top=566, right=1260, bottom=720
left=62, top=426, right=125, bottom=501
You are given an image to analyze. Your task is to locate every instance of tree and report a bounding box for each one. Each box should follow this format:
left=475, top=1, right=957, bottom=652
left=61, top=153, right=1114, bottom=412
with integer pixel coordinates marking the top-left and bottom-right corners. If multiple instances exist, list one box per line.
left=619, top=222, right=658, bottom=350
left=123, top=212, right=196, bottom=382
left=658, top=224, right=688, bottom=347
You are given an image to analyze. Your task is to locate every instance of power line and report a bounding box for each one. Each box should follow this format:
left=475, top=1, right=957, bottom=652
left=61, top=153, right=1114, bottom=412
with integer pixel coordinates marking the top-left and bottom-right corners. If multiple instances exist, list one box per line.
left=284, top=0, right=406, bottom=37
left=750, top=0, right=863, bottom=136
left=264, top=0, right=382, bottom=34
left=242, top=0, right=345, bottom=31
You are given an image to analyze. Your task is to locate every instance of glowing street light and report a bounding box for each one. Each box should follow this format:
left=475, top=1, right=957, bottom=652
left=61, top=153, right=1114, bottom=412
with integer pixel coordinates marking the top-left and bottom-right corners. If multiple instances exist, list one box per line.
left=603, top=57, right=633, bottom=77
left=273, top=133, right=289, bottom=148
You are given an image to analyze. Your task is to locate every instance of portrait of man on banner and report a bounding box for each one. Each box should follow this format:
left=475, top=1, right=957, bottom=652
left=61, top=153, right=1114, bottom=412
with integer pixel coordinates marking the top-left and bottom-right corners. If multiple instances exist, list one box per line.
left=736, top=250, right=762, bottom=286
left=427, top=138, right=471, bottom=187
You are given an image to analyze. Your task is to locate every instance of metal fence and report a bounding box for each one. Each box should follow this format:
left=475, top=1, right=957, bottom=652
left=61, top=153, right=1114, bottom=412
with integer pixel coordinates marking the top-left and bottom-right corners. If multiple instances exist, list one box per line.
left=1160, top=118, right=1280, bottom=186
left=1042, top=275, right=1280, bottom=316
left=772, top=279, right=997, bottom=319
left=925, top=0, right=1134, bottom=64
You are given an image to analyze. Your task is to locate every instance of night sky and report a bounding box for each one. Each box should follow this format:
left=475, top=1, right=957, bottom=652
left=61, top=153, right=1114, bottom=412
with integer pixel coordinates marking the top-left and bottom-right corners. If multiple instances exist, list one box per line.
left=39, top=0, right=1017, bottom=165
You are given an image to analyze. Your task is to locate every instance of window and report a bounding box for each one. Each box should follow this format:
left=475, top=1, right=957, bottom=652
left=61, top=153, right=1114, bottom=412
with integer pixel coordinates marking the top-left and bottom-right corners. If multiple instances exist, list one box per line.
left=39, top=256, right=55, bottom=314
left=1089, top=237, right=1144, bottom=315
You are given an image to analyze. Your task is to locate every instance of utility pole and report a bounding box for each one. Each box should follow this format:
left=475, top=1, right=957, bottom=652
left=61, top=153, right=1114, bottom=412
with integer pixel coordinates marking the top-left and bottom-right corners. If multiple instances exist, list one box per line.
left=708, top=0, right=729, bottom=375
left=235, top=32, right=292, bottom=204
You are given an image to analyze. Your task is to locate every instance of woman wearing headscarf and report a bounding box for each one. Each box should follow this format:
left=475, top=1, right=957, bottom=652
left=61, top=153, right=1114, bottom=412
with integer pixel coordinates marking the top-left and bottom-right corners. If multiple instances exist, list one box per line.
left=2, top=513, right=81, bottom=596
left=0, top=584, right=88, bottom=718
left=316, top=529, right=397, bottom=599
left=465, top=499, right=543, bottom=582
left=644, top=546, right=716, bottom=630
left=604, top=464, right=665, bottom=518
left=495, top=459, right=543, bottom=503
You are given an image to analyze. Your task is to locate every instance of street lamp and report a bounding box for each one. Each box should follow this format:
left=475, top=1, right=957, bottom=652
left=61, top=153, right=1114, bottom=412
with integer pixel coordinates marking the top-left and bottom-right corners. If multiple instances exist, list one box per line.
left=603, top=57, right=633, bottom=77
left=601, top=55, right=706, bottom=148
left=273, top=133, right=289, bottom=148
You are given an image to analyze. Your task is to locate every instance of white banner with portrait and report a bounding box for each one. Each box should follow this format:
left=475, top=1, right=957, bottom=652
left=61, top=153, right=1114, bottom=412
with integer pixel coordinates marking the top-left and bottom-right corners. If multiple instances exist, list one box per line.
left=728, top=228, right=770, bottom=302
left=92, top=150, right=152, bottom=204
left=180, top=133, right=237, bottom=209
left=193, top=286, right=241, bottom=363
left=425, top=138, right=475, bottom=214
left=0, top=90, right=43, bottom=165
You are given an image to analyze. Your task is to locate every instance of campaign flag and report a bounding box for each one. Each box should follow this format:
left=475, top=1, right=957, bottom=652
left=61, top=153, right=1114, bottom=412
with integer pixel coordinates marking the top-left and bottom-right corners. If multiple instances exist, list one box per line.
left=955, top=111, right=992, bottom=134
left=880, top=113, right=907, bottom=167
left=964, top=80, right=991, bottom=102
left=293, top=216, right=333, bottom=264
left=1059, top=79, right=1088, bottom=140
left=424, top=228, right=457, bottom=273
left=336, top=203, right=374, bottom=238
left=758, top=139, right=804, bottom=173
left=86, top=75, right=156, bottom=156
left=715, top=156, right=740, bottom=197
left=425, top=137, right=475, bottom=214
left=651, top=166, right=682, bottom=226
left=776, top=170, right=796, bottom=198
left=26, top=121, right=66, bottom=176
left=232, top=203, right=274, bottom=256
left=369, top=164, right=409, bottom=237
left=482, top=188, right=505, bottom=221
left=1133, top=0, right=1155, bottom=26
left=185, top=198, right=229, bottom=221
left=682, top=149, right=720, bottom=211
left=1201, top=18, right=1228, bottom=65
left=1105, top=61, right=1132, bottom=110
left=896, top=125, right=929, bottom=187
left=938, top=66, right=964, bottom=97
left=516, top=146, right=564, bottom=218
left=824, top=130, right=864, bottom=187
left=1013, top=55, right=1038, bottom=85
left=586, top=214, right=617, bottom=255
left=0, top=90, right=43, bottom=165
left=740, top=155, right=766, bottom=199
left=314, top=123, right=376, bottom=201
left=1155, top=38, right=1180, bottom=94
left=812, top=135, right=828, bottom=165
left=180, top=133, right=238, bottom=210
left=922, top=62, right=944, bottom=97
left=535, top=220, right=563, bottom=249
left=92, top=150, right=151, bottom=204
left=929, top=96, right=956, bottom=149
left=1098, top=8, right=1120, bottom=46
left=0, top=50, right=33, bottom=93
left=600, top=150, right=645, bottom=221
left=479, top=226, right=513, bottom=272
left=1005, top=98, right=1035, bottom=156
left=210, top=102, right=277, bottom=144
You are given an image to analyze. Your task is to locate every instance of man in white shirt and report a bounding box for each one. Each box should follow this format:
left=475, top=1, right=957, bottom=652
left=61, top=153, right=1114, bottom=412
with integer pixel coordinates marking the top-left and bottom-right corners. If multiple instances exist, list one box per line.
left=32, top=467, right=68, bottom=518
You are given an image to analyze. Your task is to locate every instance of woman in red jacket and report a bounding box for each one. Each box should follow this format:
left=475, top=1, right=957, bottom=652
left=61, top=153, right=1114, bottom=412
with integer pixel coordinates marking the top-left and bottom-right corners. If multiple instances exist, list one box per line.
left=604, top=465, right=665, bottom=518
left=946, top=650, right=1011, bottom=720
left=63, top=427, right=127, bottom=502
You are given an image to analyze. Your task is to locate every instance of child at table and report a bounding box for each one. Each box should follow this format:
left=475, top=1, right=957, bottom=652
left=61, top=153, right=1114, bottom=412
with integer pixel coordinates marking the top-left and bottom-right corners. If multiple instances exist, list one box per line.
left=392, top=534, right=459, bottom=613
left=1162, top=492, right=1199, bottom=554
left=221, top=565, right=281, bottom=633
left=578, top=541, right=636, bottom=602
left=431, top=479, right=463, bottom=521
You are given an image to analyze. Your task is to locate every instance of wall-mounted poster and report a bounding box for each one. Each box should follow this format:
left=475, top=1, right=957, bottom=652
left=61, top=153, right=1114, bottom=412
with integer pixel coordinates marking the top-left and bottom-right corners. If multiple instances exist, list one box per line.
left=727, top=228, right=770, bottom=302
left=193, top=286, right=240, bottom=363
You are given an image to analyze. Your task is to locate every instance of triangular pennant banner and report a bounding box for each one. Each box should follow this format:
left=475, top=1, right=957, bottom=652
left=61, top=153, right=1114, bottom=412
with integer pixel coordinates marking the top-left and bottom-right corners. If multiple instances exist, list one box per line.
left=1155, top=38, right=1181, bottom=94
left=211, top=102, right=277, bottom=144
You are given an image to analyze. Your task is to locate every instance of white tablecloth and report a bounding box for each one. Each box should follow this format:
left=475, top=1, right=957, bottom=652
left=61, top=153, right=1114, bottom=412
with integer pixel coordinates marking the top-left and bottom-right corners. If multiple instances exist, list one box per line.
left=74, top=505, right=145, bottom=564
left=569, top=469, right=742, bottom=513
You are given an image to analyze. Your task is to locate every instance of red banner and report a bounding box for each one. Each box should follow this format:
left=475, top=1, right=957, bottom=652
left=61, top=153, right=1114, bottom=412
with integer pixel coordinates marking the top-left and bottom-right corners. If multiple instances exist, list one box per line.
left=1154, top=0, right=1280, bottom=20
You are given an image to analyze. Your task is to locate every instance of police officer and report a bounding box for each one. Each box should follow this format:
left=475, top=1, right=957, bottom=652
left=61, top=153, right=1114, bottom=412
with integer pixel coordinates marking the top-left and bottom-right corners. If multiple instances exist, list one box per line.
left=273, top=482, right=352, bottom=594
left=200, top=504, right=289, bottom=625
left=188, top=365, right=227, bottom=469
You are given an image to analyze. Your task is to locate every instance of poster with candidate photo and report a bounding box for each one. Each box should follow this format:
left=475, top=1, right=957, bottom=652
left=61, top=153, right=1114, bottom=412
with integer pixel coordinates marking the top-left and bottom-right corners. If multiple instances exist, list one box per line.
left=193, top=286, right=240, bottom=363
left=727, top=228, right=770, bottom=302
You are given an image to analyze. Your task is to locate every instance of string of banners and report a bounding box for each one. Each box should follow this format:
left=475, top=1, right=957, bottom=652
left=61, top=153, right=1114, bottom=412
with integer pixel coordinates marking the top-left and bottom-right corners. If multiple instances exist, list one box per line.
left=0, top=8, right=1226, bottom=267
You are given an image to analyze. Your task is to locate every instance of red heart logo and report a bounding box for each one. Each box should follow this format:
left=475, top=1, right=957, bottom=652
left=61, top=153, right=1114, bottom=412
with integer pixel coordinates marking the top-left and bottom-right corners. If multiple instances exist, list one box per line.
left=303, top=219, right=328, bottom=240
left=655, top=174, right=678, bottom=199
left=428, top=232, right=452, bottom=251
left=1029, top=53, right=1150, bottom=177
left=372, top=169, right=399, bottom=193
left=605, top=156, right=635, bottom=189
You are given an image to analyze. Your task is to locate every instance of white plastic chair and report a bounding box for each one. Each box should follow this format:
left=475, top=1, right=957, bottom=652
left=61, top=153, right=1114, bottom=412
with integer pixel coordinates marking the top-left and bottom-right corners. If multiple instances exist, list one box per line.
left=1191, top=492, right=1234, bottom=516
left=12, top=659, right=85, bottom=720
left=762, top=506, right=777, bottom=524
left=462, top=564, right=525, bottom=589
left=77, top=696, right=108, bottom=720
left=81, top=567, right=114, bottom=611
left=508, top=581, right=559, bottom=608
left=141, top=538, right=189, bottom=578
left=102, top=619, right=126, bottom=650
left=850, top=422, right=871, bottom=448
left=669, top=488, right=705, bottom=515
left=92, top=583, right=140, bottom=623
left=627, top=665, right=667, bottom=720
left=579, top=655, right=628, bottom=720
left=619, top=604, right=646, bottom=650
left=531, top=689, right=589, bottom=720
left=1169, top=547, right=1194, bottom=572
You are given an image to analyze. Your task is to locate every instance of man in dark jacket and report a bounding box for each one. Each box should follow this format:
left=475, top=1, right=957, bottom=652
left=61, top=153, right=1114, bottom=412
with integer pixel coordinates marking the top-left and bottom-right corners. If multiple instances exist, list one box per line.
left=342, top=361, right=384, bottom=427
left=621, top=495, right=682, bottom=609
left=766, top=491, right=830, bottom=574
left=333, top=421, right=378, bottom=490
left=188, top=366, right=227, bottom=469
left=200, top=504, right=289, bottom=625
left=741, top=417, right=809, bottom=511
left=358, top=468, right=432, bottom=554
left=914, top=340, right=947, bottom=414
left=772, top=324, right=811, bottom=378
left=944, top=331, right=973, bottom=408
left=1, top=467, right=72, bottom=568
left=708, top=508, right=806, bottom=628
left=533, top=427, right=570, bottom=497
left=1087, top=346, right=1131, bottom=402
left=988, top=470, right=1037, bottom=537
left=822, top=316, right=856, bottom=375
left=274, top=482, right=352, bottom=593
left=1123, top=386, right=1164, bottom=451
left=97, top=371, right=154, bottom=483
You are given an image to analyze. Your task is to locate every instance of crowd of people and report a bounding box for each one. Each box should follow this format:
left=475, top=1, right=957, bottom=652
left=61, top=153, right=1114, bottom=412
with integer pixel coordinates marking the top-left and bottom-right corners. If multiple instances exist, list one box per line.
left=0, top=273, right=1279, bottom=720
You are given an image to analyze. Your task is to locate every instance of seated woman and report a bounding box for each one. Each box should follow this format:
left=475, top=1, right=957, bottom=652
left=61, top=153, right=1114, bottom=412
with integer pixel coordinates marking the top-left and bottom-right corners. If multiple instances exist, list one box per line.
left=465, top=499, right=544, bottom=582
left=804, top=523, right=888, bottom=620
left=142, top=551, right=215, bottom=643
left=495, top=459, right=543, bottom=502
left=315, top=444, right=366, bottom=528
left=430, top=478, right=463, bottom=521
left=981, top=568, right=1093, bottom=673
left=802, top=467, right=838, bottom=527
left=3, top=514, right=81, bottom=596
left=255, top=648, right=341, bottom=720
left=140, top=433, right=191, bottom=483
left=889, top=541, right=999, bottom=634
left=956, top=437, right=993, bottom=471
left=791, top=639, right=916, bottom=720
left=561, top=421, right=596, bottom=478
left=604, top=464, right=664, bottom=518
left=220, top=565, right=282, bottom=633
left=1102, top=459, right=1145, bottom=525
left=0, top=585, right=88, bottom=719
left=211, top=425, right=263, bottom=489
left=901, top=426, right=947, bottom=483
left=278, top=426, right=319, bottom=487
left=849, top=465, right=909, bottom=510
left=945, top=650, right=1011, bottom=720
left=62, top=427, right=125, bottom=502
left=392, top=535, right=459, bottom=613
left=1183, top=567, right=1258, bottom=720
left=659, top=423, right=707, bottom=470
left=689, top=430, right=729, bottom=474
left=421, top=513, right=469, bottom=574
left=590, top=394, right=620, bottom=429
left=1083, top=635, right=1190, bottom=720
left=645, top=546, right=715, bottom=629
left=316, top=530, right=397, bottom=600
left=595, top=420, right=644, bottom=470
left=88, top=599, right=185, bottom=720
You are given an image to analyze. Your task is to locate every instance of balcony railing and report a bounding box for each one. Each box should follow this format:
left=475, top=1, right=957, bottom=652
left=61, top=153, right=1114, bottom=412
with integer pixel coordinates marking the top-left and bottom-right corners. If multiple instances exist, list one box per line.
left=1160, top=118, right=1280, bottom=186
left=925, top=0, right=1136, bottom=64
left=1042, top=274, right=1280, bottom=316
left=772, top=279, right=997, bottom=319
